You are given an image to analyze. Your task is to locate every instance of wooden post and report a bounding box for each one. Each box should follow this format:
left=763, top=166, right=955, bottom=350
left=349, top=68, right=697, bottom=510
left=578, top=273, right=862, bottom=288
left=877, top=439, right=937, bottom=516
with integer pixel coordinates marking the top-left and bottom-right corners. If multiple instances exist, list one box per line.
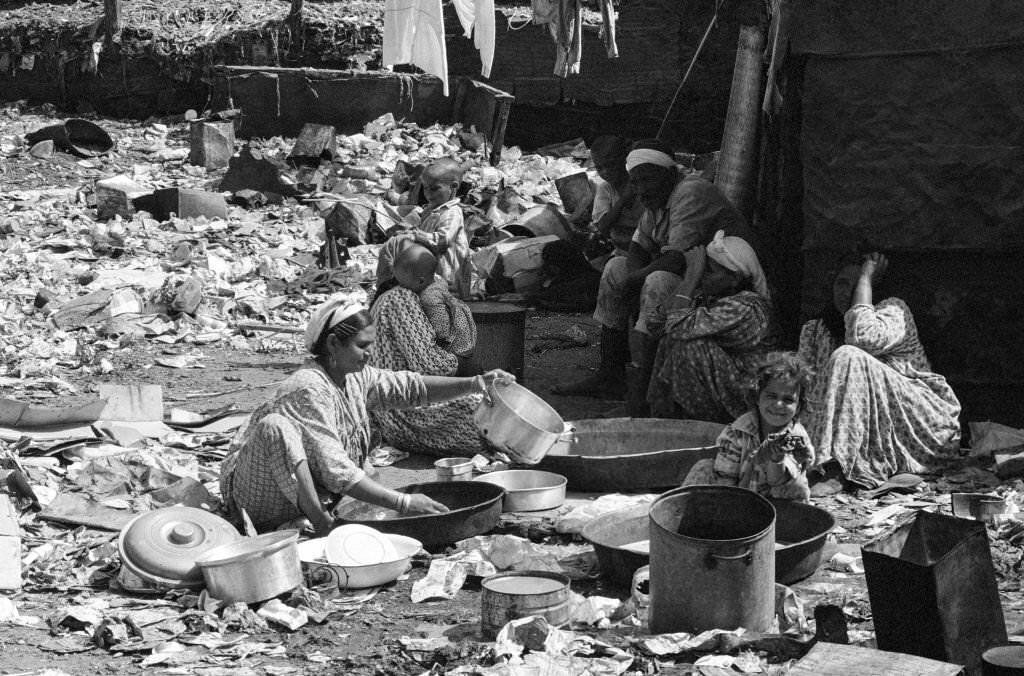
left=104, top=0, right=121, bottom=45
left=715, top=24, right=767, bottom=221
left=289, top=0, right=304, bottom=20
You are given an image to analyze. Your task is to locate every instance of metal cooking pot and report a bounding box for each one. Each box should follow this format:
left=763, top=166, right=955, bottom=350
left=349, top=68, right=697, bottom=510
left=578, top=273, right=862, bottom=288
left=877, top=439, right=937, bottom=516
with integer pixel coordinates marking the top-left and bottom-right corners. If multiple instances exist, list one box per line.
left=474, top=382, right=573, bottom=464
left=194, top=530, right=302, bottom=604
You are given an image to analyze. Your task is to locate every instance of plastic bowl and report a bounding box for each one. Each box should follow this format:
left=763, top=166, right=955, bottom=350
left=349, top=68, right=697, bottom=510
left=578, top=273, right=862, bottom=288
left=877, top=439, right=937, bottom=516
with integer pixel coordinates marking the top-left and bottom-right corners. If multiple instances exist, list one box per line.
left=297, top=533, right=422, bottom=589
left=325, top=524, right=398, bottom=566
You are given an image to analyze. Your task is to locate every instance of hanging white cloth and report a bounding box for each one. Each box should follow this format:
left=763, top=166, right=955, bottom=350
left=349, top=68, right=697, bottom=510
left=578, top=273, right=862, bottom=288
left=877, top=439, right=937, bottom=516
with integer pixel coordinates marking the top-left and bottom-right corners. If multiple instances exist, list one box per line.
left=383, top=0, right=450, bottom=95
left=452, top=0, right=496, bottom=78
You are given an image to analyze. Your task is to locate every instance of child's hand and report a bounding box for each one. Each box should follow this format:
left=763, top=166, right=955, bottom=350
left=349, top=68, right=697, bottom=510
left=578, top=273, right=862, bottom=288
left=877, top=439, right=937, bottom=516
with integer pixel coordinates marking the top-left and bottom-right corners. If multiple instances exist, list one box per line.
left=762, top=459, right=787, bottom=487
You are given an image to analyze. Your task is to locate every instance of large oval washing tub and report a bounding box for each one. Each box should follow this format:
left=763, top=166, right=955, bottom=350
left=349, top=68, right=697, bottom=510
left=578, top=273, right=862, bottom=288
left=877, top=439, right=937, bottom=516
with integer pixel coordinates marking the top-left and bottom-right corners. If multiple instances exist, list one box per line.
left=538, top=418, right=724, bottom=491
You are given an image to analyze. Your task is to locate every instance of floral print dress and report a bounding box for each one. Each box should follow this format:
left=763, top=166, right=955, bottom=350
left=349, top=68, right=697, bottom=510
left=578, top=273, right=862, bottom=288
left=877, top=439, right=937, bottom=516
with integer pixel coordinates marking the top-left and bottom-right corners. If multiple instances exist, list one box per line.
left=798, top=298, right=961, bottom=488
left=647, top=290, right=777, bottom=422
left=369, top=286, right=485, bottom=457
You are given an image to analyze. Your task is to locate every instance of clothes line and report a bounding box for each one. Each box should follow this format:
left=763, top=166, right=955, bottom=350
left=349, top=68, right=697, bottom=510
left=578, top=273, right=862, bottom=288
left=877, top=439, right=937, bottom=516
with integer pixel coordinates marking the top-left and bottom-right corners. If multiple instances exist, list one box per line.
left=382, top=0, right=620, bottom=93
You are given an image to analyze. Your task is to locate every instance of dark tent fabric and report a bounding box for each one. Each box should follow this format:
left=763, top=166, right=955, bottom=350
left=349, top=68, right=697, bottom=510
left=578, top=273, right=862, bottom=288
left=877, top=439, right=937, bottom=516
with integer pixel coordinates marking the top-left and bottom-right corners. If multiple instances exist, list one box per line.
left=778, top=0, right=1024, bottom=422
left=800, top=50, right=1024, bottom=251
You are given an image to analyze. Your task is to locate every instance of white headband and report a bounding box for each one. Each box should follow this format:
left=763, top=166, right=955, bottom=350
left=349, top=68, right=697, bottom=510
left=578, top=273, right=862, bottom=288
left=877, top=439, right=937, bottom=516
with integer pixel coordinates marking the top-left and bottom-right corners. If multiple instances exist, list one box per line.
left=625, top=148, right=676, bottom=172
left=304, top=292, right=368, bottom=353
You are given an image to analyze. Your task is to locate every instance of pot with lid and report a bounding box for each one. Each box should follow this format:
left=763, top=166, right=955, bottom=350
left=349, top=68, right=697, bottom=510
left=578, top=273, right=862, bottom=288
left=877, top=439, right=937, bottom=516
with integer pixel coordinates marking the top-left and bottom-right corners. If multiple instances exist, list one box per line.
left=117, top=505, right=241, bottom=592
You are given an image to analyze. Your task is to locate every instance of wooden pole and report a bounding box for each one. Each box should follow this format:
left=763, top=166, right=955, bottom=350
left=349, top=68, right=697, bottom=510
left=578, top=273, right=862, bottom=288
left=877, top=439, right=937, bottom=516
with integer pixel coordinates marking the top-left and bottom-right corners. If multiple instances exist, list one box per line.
left=104, top=0, right=121, bottom=46
left=715, top=24, right=767, bottom=220
left=289, top=0, right=304, bottom=20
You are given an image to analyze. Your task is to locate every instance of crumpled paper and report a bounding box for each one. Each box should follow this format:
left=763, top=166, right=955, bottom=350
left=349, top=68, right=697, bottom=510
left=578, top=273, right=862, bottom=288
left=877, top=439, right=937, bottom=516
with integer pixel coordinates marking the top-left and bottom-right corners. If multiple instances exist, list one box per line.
left=554, top=494, right=657, bottom=535
left=410, top=558, right=469, bottom=603
left=492, top=617, right=634, bottom=676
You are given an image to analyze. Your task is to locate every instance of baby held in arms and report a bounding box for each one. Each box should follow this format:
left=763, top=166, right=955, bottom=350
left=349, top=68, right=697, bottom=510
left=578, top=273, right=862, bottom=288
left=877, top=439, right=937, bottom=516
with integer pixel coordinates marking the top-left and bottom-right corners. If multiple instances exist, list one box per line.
left=393, top=242, right=477, bottom=362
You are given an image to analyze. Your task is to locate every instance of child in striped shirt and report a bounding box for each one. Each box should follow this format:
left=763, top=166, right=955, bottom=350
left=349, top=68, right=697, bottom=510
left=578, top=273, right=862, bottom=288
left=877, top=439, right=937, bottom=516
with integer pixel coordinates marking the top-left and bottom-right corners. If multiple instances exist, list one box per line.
left=683, top=352, right=814, bottom=501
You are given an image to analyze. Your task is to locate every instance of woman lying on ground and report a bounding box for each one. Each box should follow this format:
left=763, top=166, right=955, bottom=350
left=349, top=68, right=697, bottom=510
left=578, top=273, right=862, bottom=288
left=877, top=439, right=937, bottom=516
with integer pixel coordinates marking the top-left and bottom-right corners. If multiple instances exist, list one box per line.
left=219, top=292, right=513, bottom=535
left=798, top=252, right=961, bottom=488
left=646, top=230, right=779, bottom=422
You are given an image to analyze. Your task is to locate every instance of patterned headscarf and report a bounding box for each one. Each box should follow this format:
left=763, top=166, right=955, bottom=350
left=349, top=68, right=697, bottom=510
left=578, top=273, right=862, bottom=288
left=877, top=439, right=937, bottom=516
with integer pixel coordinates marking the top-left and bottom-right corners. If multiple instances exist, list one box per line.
left=706, top=230, right=770, bottom=300
left=304, top=291, right=368, bottom=354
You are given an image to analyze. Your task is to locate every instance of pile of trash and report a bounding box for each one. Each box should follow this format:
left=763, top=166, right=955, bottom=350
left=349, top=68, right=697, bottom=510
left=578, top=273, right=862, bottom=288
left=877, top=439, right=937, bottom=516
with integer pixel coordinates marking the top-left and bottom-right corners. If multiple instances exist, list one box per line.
left=0, top=104, right=595, bottom=385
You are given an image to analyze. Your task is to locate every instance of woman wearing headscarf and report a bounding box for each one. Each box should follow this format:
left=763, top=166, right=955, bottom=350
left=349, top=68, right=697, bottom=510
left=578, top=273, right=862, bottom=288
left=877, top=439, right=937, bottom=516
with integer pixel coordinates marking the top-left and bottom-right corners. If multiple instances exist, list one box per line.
left=647, top=230, right=778, bottom=422
left=368, top=273, right=488, bottom=458
left=798, top=252, right=961, bottom=488
left=219, top=292, right=514, bottom=535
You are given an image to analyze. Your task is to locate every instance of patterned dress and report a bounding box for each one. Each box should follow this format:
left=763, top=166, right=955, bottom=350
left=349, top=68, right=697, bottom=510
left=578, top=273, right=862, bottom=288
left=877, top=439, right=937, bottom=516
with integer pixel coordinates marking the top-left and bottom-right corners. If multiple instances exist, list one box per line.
left=219, top=364, right=427, bottom=531
left=420, top=279, right=477, bottom=357
left=369, top=286, right=485, bottom=457
left=647, top=290, right=777, bottom=422
left=798, top=298, right=961, bottom=488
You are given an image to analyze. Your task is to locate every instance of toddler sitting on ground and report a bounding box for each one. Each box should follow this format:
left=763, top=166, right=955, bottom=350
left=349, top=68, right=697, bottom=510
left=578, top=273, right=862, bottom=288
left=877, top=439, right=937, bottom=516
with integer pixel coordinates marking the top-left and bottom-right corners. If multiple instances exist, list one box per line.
left=683, top=351, right=815, bottom=501
left=393, top=243, right=477, bottom=360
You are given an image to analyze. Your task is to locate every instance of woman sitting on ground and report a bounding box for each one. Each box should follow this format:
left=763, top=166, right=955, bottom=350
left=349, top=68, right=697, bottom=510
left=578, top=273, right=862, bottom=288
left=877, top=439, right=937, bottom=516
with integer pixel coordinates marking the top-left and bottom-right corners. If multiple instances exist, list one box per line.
left=219, top=292, right=513, bottom=535
left=798, top=252, right=961, bottom=488
left=369, top=246, right=490, bottom=457
left=647, top=230, right=778, bottom=422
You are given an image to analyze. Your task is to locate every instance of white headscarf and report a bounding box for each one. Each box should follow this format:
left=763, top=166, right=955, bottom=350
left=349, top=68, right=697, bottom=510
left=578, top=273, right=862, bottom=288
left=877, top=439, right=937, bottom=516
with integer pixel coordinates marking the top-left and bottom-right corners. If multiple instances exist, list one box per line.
left=625, top=148, right=676, bottom=172
left=706, top=230, right=770, bottom=300
left=304, top=291, right=368, bottom=354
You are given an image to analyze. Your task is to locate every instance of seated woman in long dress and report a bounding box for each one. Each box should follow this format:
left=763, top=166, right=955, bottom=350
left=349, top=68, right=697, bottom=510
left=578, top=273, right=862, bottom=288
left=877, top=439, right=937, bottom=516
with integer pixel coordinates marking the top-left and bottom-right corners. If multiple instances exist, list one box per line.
left=798, top=252, right=961, bottom=488
left=368, top=264, right=486, bottom=458
left=219, top=292, right=512, bottom=534
left=647, top=230, right=778, bottom=422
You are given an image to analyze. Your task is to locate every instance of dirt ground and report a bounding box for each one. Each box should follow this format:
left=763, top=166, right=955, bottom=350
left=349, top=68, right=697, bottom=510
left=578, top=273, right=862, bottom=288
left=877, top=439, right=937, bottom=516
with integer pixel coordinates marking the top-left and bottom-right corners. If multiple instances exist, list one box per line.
left=2, top=104, right=1023, bottom=676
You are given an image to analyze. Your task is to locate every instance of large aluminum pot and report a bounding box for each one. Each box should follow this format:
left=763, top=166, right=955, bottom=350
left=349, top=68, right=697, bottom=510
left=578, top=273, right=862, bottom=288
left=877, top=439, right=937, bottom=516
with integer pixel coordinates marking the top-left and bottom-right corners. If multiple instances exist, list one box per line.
left=474, top=382, right=573, bottom=464
left=194, top=530, right=302, bottom=604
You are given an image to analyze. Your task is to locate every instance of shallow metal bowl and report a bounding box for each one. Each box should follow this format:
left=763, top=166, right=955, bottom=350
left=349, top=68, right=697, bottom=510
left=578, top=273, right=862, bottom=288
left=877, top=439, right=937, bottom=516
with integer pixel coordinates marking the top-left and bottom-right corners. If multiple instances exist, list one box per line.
left=582, top=498, right=835, bottom=587
left=334, top=481, right=504, bottom=551
left=473, top=470, right=567, bottom=512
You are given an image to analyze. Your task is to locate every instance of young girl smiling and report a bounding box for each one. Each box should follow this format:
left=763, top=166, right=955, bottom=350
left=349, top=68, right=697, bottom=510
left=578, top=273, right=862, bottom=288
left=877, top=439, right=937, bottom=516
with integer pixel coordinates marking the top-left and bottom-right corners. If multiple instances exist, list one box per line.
left=683, top=352, right=815, bottom=501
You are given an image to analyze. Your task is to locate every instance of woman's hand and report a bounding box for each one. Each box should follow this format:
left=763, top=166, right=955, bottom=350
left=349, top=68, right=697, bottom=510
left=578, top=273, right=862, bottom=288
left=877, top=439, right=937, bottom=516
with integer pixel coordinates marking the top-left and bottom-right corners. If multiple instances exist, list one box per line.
left=682, top=245, right=707, bottom=287
left=404, top=493, right=450, bottom=515
left=860, top=252, right=888, bottom=286
left=481, top=369, right=516, bottom=389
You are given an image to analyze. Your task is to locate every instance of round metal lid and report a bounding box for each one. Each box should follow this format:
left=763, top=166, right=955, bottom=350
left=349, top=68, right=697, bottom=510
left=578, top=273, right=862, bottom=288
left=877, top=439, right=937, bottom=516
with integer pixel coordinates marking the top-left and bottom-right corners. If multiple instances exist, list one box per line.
left=119, top=506, right=240, bottom=586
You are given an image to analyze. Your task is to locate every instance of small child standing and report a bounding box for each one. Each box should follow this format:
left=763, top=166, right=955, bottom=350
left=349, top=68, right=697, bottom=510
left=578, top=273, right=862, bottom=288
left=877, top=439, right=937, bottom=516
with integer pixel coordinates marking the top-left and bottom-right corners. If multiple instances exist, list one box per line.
left=376, top=157, right=474, bottom=298
left=683, top=352, right=815, bottom=501
left=393, top=243, right=477, bottom=360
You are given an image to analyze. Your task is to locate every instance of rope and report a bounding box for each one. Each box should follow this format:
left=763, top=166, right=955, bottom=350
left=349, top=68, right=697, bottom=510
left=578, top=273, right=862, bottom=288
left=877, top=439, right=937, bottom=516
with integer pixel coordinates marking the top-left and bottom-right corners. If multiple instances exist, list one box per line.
left=656, top=0, right=726, bottom=140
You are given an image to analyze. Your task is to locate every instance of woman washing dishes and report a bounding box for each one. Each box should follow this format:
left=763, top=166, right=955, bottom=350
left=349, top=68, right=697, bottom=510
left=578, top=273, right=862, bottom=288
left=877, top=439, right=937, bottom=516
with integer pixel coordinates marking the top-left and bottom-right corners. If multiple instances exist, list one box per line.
left=219, top=292, right=515, bottom=536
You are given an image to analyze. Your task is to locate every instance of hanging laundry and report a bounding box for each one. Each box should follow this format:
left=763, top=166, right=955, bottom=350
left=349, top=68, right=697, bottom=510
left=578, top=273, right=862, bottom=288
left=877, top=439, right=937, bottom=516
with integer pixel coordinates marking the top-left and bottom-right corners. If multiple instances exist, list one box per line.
left=383, top=0, right=450, bottom=96
left=552, top=0, right=583, bottom=77
left=598, top=0, right=619, bottom=59
left=531, top=0, right=558, bottom=26
left=452, top=0, right=496, bottom=78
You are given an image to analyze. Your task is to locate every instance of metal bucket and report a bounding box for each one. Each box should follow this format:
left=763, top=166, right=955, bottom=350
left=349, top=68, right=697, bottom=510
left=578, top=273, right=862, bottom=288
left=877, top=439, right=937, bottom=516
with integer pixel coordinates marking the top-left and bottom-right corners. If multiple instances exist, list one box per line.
left=648, top=486, right=776, bottom=634
left=434, top=457, right=473, bottom=481
left=480, top=570, right=571, bottom=639
left=468, top=302, right=525, bottom=382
